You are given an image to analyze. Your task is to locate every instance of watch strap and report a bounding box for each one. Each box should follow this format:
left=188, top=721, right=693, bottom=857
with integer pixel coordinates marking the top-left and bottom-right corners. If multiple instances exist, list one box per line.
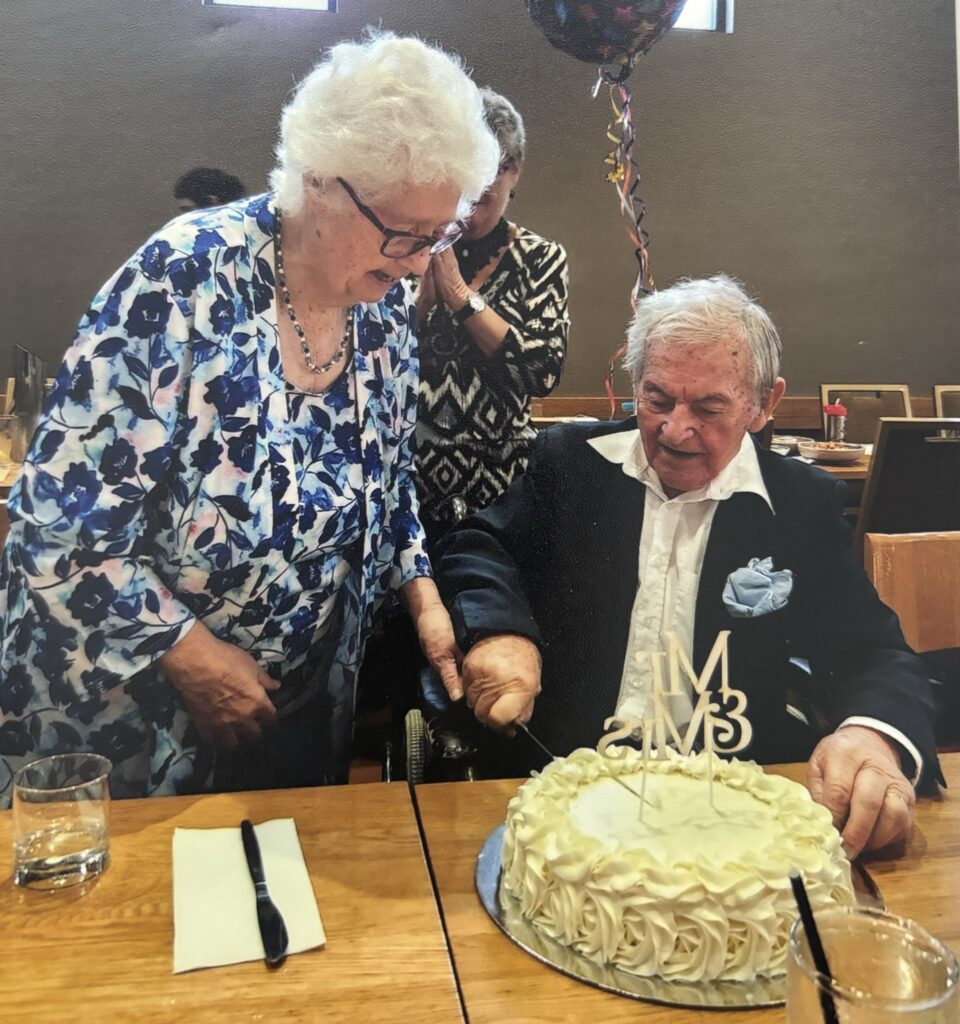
left=453, top=292, right=484, bottom=325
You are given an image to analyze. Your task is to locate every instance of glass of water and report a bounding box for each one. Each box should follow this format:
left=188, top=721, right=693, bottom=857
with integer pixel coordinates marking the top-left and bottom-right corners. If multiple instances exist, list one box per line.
left=12, top=753, right=112, bottom=890
left=787, top=906, right=958, bottom=1022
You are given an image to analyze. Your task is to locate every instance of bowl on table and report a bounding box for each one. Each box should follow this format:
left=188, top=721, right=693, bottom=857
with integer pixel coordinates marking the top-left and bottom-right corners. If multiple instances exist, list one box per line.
left=771, top=435, right=806, bottom=454
left=797, top=440, right=866, bottom=464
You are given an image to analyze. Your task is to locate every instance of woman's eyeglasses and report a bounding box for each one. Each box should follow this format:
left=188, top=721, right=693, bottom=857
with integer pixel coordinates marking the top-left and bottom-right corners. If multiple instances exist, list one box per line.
left=337, top=178, right=463, bottom=258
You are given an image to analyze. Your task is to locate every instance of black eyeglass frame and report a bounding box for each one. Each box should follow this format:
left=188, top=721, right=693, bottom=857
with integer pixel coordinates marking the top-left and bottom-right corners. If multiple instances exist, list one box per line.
left=336, top=177, right=463, bottom=258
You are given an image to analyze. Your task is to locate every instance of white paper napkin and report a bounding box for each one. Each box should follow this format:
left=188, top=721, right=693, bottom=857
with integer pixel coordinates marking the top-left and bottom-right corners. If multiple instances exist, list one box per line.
left=173, top=817, right=325, bottom=973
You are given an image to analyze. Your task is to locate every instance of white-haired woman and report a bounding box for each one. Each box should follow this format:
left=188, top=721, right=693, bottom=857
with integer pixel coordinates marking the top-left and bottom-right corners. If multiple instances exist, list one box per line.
left=415, top=89, right=570, bottom=543
left=0, top=32, right=499, bottom=802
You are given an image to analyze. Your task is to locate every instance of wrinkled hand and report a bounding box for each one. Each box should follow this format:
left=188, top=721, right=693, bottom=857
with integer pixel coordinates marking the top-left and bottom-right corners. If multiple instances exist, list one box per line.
left=808, top=726, right=916, bottom=859
left=414, top=262, right=439, bottom=321
left=159, top=621, right=279, bottom=749
left=462, top=635, right=541, bottom=731
left=415, top=602, right=463, bottom=702
left=430, top=248, right=470, bottom=310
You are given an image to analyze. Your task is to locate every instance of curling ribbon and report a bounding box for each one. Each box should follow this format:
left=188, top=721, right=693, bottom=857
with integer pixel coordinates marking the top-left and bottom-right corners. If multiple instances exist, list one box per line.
left=597, top=70, right=654, bottom=417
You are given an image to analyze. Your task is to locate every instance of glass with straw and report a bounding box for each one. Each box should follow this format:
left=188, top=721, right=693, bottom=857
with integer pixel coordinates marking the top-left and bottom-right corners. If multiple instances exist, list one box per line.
left=787, top=902, right=958, bottom=1023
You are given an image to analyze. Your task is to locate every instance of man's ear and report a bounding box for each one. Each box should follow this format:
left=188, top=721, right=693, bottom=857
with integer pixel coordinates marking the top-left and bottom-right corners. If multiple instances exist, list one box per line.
left=748, top=377, right=786, bottom=433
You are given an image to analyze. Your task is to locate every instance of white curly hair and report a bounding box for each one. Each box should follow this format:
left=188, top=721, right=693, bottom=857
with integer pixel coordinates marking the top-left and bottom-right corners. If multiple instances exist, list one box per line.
left=270, top=31, right=500, bottom=218
left=624, top=275, right=782, bottom=404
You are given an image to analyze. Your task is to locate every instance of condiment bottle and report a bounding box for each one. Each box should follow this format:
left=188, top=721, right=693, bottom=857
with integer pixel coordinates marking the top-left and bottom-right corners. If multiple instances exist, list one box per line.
left=823, top=403, right=847, bottom=442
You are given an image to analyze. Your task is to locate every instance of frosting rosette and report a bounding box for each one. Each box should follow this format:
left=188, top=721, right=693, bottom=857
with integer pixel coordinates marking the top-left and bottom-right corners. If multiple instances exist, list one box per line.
left=501, top=748, right=854, bottom=983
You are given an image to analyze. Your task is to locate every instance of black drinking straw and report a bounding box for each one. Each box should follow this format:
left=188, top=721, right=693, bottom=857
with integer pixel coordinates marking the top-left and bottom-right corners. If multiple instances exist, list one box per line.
left=789, top=871, right=840, bottom=1024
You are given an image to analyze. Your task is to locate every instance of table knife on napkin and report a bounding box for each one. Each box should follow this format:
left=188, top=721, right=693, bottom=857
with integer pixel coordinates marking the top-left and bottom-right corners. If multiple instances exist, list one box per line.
left=240, top=819, right=290, bottom=966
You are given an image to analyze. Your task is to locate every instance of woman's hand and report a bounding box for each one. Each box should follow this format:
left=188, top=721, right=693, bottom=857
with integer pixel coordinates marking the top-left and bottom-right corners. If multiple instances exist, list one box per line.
left=414, top=263, right=440, bottom=322
left=430, top=248, right=471, bottom=311
left=159, top=621, right=280, bottom=749
left=429, top=247, right=510, bottom=357
left=416, top=603, right=463, bottom=701
left=400, top=577, right=463, bottom=701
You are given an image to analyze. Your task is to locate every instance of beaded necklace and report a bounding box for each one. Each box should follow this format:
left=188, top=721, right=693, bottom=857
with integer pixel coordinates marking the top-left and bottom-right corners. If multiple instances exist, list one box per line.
left=274, top=208, right=353, bottom=375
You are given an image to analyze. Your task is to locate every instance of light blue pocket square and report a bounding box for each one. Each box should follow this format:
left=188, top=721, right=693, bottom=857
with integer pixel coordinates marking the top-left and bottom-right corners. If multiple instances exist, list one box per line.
left=722, top=557, right=793, bottom=618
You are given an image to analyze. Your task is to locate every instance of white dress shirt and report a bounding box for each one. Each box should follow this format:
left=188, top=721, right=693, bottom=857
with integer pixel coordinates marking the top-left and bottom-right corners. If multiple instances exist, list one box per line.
left=587, top=429, right=922, bottom=781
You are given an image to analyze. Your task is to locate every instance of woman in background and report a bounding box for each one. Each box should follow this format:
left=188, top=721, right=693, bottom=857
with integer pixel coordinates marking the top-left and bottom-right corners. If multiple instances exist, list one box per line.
left=415, top=89, right=570, bottom=544
left=173, top=167, right=247, bottom=213
left=0, top=31, right=499, bottom=802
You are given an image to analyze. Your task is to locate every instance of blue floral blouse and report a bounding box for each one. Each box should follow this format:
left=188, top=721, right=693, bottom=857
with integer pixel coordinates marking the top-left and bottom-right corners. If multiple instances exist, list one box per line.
left=0, top=194, right=430, bottom=802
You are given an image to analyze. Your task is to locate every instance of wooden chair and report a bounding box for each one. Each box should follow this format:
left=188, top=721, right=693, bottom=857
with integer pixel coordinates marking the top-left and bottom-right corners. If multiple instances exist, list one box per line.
left=865, top=531, right=960, bottom=752
left=819, top=384, right=911, bottom=444
left=933, top=385, right=960, bottom=418
left=854, top=417, right=960, bottom=556
left=864, top=532, right=960, bottom=653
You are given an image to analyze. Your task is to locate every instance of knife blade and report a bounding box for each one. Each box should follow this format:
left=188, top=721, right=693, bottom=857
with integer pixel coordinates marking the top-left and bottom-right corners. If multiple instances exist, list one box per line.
left=515, top=722, right=654, bottom=807
left=240, top=819, right=289, bottom=967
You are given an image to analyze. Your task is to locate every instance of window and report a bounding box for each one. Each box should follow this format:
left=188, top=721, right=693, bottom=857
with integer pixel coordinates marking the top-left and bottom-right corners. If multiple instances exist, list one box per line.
left=674, top=0, right=732, bottom=32
left=201, top=0, right=336, bottom=10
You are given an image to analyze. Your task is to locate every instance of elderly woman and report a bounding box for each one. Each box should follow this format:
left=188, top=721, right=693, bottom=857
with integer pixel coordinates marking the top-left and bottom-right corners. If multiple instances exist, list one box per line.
left=0, top=32, right=499, bottom=801
left=414, top=89, right=570, bottom=543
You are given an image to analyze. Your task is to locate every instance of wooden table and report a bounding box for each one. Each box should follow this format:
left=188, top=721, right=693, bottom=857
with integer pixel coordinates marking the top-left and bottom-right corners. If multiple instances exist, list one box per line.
left=415, top=753, right=960, bottom=1024
left=807, top=453, right=872, bottom=481
left=0, top=461, right=19, bottom=493
left=0, top=783, right=463, bottom=1024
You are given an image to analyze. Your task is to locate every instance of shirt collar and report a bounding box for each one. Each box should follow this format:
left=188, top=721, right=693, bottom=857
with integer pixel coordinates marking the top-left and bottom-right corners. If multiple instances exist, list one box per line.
left=588, top=428, right=774, bottom=511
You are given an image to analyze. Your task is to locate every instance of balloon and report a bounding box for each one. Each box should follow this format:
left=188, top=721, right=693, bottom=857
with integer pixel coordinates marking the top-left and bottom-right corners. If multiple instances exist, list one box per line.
left=525, top=0, right=688, bottom=75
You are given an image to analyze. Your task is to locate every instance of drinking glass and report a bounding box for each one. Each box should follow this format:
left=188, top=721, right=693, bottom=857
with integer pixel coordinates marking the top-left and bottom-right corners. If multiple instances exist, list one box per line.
left=12, top=753, right=112, bottom=890
left=787, top=906, right=958, bottom=1022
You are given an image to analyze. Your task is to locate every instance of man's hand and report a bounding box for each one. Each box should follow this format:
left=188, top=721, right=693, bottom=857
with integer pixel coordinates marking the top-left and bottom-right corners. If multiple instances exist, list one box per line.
left=159, top=621, right=279, bottom=749
left=807, top=726, right=916, bottom=859
left=462, top=635, right=541, bottom=731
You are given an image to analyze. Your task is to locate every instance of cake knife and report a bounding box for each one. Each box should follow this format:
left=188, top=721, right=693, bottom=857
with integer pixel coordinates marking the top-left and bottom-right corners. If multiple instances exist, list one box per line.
left=240, top=819, right=289, bottom=967
left=515, top=722, right=654, bottom=807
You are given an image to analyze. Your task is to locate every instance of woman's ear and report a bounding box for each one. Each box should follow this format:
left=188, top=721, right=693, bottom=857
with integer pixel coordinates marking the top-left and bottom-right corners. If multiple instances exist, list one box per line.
left=304, top=173, right=328, bottom=198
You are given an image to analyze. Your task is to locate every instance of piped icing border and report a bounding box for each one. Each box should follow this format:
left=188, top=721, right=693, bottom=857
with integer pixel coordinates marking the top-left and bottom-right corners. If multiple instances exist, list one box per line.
left=501, top=748, right=855, bottom=982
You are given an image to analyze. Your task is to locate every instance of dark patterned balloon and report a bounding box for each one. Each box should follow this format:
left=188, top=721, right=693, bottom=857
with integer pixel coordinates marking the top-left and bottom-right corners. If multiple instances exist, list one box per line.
left=526, top=0, right=688, bottom=69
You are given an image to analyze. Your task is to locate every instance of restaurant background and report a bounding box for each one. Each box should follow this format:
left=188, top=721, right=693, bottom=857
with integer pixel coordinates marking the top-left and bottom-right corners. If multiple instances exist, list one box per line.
left=1, top=0, right=957, bottom=395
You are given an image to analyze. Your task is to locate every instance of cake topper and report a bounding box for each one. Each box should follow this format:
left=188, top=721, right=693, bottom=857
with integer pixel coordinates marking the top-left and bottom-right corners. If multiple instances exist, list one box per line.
left=597, top=631, right=753, bottom=816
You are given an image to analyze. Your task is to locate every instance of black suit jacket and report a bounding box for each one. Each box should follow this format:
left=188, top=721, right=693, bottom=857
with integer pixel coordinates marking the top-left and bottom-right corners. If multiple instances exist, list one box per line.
left=435, top=419, right=941, bottom=789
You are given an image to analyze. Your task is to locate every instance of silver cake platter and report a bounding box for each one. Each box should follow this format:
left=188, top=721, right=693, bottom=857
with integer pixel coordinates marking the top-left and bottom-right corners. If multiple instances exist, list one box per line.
left=475, top=824, right=883, bottom=1011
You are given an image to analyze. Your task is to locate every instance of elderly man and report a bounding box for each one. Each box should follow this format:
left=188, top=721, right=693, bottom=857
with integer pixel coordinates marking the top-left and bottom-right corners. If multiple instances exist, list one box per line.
left=435, top=275, right=941, bottom=858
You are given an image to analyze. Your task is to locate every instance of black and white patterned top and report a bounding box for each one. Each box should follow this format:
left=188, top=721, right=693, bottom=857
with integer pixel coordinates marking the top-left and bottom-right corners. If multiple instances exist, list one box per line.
left=416, top=226, right=569, bottom=541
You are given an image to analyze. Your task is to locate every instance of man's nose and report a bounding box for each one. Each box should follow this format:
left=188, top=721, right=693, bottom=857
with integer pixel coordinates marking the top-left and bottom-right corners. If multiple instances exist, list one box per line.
left=659, top=405, right=696, bottom=441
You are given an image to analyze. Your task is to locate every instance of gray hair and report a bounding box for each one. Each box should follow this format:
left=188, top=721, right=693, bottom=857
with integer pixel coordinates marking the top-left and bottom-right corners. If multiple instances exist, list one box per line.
left=480, top=88, right=526, bottom=166
left=623, top=275, right=782, bottom=403
left=270, top=31, right=500, bottom=217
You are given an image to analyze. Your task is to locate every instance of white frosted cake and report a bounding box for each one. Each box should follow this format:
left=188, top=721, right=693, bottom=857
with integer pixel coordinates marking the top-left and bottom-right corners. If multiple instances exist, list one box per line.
left=501, top=747, right=855, bottom=983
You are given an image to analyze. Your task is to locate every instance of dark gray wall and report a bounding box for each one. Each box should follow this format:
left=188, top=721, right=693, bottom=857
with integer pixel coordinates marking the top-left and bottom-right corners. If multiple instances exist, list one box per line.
left=2, top=0, right=958, bottom=395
